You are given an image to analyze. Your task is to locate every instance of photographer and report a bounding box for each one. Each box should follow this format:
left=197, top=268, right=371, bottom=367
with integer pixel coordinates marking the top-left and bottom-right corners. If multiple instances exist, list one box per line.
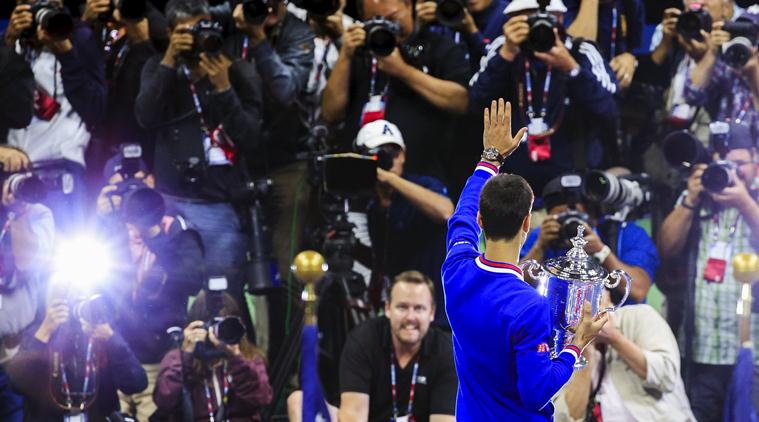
left=4, top=0, right=107, bottom=232
left=469, top=0, right=618, bottom=194
left=564, top=0, right=645, bottom=90
left=355, top=120, right=454, bottom=324
left=93, top=153, right=205, bottom=421
left=0, top=45, right=34, bottom=137
left=685, top=8, right=759, bottom=137
left=552, top=289, right=696, bottom=422
left=521, top=173, right=658, bottom=304
left=7, top=286, right=148, bottom=421
left=657, top=134, right=759, bottom=421
left=0, top=168, right=55, bottom=422
left=153, top=290, right=273, bottom=421
left=134, top=0, right=263, bottom=294
left=321, top=0, right=470, bottom=182
left=80, top=0, right=169, bottom=173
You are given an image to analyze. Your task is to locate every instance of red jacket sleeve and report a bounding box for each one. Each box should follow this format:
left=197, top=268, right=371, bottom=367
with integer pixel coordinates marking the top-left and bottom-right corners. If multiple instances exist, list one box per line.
left=153, top=349, right=193, bottom=411
left=228, top=354, right=273, bottom=412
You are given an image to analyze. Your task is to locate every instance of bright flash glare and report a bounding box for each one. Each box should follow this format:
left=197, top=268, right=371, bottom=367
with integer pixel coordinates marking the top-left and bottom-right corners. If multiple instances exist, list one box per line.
left=52, top=236, right=111, bottom=292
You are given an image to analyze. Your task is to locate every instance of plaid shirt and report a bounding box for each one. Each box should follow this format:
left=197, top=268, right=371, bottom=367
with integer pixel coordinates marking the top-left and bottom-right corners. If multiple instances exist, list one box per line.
left=677, top=185, right=759, bottom=365
left=685, top=59, right=759, bottom=146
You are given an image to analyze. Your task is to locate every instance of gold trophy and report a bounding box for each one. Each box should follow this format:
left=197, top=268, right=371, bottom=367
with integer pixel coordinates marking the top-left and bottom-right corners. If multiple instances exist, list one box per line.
left=733, top=253, right=759, bottom=346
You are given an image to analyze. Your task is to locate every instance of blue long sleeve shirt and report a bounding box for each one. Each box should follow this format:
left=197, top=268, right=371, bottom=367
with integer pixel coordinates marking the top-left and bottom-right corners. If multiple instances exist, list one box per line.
left=442, top=162, right=581, bottom=421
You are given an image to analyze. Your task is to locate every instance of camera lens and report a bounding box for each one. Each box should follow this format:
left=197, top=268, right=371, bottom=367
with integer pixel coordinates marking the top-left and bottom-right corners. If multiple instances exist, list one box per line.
left=36, top=7, right=74, bottom=40
left=527, top=14, right=556, bottom=53
left=701, top=163, right=734, bottom=193
left=663, top=130, right=710, bottom=167
left=583, top=170, right=618, bottom=203
left=8, top=173, right=47, bottom=204
left=367, top=26, right=396, bottom=57
left=677, top=10, right=712, bottom=40
left=215, top=317, right=246, bottom=344
left=197, top=31, right=224, bottom=55
left=73, top=295, right=108, bottom=325
left=435, top=0, right=465, bottom=28
left=722, top=38, right=754, bottom=68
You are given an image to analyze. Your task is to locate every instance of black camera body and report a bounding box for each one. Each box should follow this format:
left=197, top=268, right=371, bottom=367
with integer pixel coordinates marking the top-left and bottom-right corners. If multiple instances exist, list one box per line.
left=71, top=294, right=109, bottom=325
left=722, top=19, right=758, bottom=68
left=242, top=0, right=274, bottom=24
left=552, top=210, right=590, bottom=250
left=676, top=7, right=712, bottom=41
left=108, top=144, right=166, bottom=229
left=583, top=170, right=651, bottom=219
left=527, top=11, right=557, bottom=52
left=194, top=277, right=247, bottom=361
left=435, top=0, right=465, bottom=28
left=702, top=160, right=737, bottom=193
left=23, top=0, right=75, bottom=41
left=363, top=16, right=400, bottom=57
left=185, top=19, right=224, bottom=59
left=99, top=0, right=147, bottom=22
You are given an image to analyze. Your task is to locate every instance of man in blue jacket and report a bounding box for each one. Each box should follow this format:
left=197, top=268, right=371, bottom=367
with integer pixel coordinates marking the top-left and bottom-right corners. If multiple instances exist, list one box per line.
left=469, top=0, right=618, bottom=195
left=442, top=98, right=608, bottom=421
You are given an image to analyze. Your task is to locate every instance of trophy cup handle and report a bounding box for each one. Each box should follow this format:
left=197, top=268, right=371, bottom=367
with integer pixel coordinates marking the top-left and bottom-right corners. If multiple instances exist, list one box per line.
left=520, top=259, right=546, bottom=280
left=602, top=269, right=632, bottom=313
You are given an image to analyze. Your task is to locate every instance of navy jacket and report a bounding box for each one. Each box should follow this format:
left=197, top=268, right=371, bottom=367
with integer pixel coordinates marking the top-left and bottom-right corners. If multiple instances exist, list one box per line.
left=469, top=36, right=618, bottom=194
left=442, top=162, right=581, bottom=421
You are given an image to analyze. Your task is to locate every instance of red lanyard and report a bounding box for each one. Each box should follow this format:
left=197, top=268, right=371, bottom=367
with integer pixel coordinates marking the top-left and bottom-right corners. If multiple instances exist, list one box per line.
left=241, top=36, right=250, bottom=61
left=390, top=353, right=419, bottom=421
left=524, top=59, right=552, bottom=120
left=203, top=361, right=231, bottom=422
left=610, top=7, right=618, bottom=59
left=181, top=65, right=213, bottom=137
left=369, top=57, right=389, bottom=99
left=58, top=338, right=97, bottom=410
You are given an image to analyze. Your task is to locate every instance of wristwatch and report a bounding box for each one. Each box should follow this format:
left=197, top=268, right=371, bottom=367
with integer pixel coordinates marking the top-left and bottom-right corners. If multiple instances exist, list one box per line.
left=481, top=147, right=505, bottom=165
left=593, top=245, right=612, bottom=264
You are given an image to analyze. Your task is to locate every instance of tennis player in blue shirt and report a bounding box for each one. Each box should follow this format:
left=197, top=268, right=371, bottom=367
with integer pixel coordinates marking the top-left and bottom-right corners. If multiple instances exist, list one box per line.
left=442, top=98, right=608, bottom=421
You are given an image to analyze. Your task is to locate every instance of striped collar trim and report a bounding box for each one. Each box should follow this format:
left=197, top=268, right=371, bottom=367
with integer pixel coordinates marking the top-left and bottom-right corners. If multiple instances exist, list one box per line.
left=475, top=255, right=524, bottom=279
left=476, top=161, right=499, bottom=177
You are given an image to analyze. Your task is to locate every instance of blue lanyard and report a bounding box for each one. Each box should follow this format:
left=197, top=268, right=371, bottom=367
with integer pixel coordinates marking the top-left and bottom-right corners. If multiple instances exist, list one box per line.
left=524, top=59, right=552, bottom=120
left=390, top=354, right=419, bottom=420
left=610, top=7, right=618, bottom=58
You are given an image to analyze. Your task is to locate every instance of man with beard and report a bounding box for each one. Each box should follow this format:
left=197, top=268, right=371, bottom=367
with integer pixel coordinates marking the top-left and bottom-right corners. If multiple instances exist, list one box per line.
left=338, top=271, right=457, bottom=422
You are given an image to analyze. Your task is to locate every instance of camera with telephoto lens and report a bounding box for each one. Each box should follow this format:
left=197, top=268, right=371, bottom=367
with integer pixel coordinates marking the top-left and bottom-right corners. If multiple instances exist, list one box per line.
left=21, top=0, right=75, bottom=41
left=242, top=0, right=274, bottom=24
left=363, top=16, right=400, bottom=57
left=676, top=4, right=712, bottom=41
left=194, top=277, right=247, bottom=361
left=435, top=0, right=465, bottom=28
left=721, top=19, right=758, bottom=68
left=291, top=0, right=339, bottom=17
left=108, top=144, right=166, bottom=230
left=553, top=210, right=591, bottom=250
left=525, top=0, right=557, bottom=53
left=1, top=171, right=47, bottom=204
left=186, top=19, right=224, bottom=59
left=71, top=294, right=109, bottom=325
left=99, top=0, right=147, bottom=22
left=662, top=122, right=751, bottom=194
left=582, top=170, right=651, bottom=218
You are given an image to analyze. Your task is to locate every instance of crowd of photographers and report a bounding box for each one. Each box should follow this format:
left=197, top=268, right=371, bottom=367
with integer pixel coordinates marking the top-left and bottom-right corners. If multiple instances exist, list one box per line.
left=0, top=0, right=758, bottom=420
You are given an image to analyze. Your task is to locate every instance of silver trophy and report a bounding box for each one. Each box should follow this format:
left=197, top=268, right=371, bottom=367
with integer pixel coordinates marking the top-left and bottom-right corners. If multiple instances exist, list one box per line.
left=521, top=225, right=631, bottom=368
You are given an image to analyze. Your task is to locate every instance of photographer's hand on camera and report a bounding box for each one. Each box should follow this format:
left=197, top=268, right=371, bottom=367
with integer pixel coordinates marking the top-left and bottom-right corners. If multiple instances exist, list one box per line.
left=708, top=21, right=731, bottom=54
left=580, top=223, right=605, bottom=255
left=0, top=146, right=31, bottom=173
left=181, top=320, right=208, bottom=354
left=161, top=26, right=194, bottom=68
left=377, top=48, right=412, bottom=78
left=684, top=163, right=707, bottom=209
left=208, top=326, right=242, bottom=357
left=34, top=299, right=69, bottom=343
left=710, top=168, right=754, bottom=211
left=80, top=319, right=115, bottom=341
left=533, top=29, right=580, bottom=74
left=416, top=1, right=437, bottom=27
left=340, top=23, right=366, bottom=59
left=4, top=5, right=32, bottom=48
left=499, top=15, right=528, bottom=61
left=82, top=0, right=111, bottom=22
left=199, top=52, right=233, bottom=92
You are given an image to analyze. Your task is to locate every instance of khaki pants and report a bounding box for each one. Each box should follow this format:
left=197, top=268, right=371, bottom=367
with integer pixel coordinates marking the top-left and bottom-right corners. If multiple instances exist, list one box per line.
left=119, top=363, right=160, bottom=421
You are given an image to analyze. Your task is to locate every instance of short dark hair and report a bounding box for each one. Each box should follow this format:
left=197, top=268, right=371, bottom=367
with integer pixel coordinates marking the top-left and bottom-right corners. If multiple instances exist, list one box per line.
left=479, top=174, right=533, bottom=241
left=388, top=271, right=436, bottom=307
left=165, top=0, right=209, bottom=27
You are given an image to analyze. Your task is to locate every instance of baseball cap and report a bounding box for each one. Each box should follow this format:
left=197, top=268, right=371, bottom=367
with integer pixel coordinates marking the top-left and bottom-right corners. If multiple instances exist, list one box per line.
left=355, top=120, right=406, bottom=151
left=542, top=173, right=582, bottom=210
left=503, top=0, right=567, bottom=15
left=103, top=152, right=149, bottom=182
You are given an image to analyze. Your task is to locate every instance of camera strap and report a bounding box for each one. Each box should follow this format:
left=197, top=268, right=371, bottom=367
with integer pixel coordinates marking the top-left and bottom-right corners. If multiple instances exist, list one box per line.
left=523, top=59, right=552, bottom=122
left=57, top=338, right=97, bottom=410
left=369, top=57, right=390, bottom=99
left=181, top=66, right=238, bottom=165
left=203, top=360, right=231, bottom=422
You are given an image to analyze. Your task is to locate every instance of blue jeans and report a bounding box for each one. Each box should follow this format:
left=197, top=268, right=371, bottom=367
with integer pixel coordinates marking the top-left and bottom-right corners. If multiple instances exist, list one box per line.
left=0, top=366, right=23, bottom=422
left=167, top=199, right=247, bottom=293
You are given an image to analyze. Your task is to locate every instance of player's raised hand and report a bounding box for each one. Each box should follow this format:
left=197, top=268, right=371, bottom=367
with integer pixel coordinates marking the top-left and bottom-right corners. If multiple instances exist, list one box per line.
left=483, top=98, right=527, bottom=158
